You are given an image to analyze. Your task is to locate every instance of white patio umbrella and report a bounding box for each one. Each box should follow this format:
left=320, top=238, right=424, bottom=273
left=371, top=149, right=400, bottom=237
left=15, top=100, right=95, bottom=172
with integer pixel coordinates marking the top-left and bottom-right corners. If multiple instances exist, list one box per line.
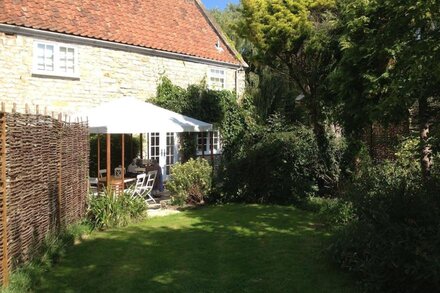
left=82, top=96, right=212, bottom=134
left=77, top=97, right=213, bottom=190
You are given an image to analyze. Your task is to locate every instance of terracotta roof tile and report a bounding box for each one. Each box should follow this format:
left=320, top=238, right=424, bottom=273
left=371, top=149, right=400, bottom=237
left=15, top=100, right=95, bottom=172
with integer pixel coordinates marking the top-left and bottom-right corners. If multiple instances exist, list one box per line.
left=0, top=0, right=241, bottom=65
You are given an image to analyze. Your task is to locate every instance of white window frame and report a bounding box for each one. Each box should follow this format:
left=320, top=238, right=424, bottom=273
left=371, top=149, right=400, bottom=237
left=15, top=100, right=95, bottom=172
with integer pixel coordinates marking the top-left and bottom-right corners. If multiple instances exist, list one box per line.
left=207, top=67, right=226, bottom=90
left=32, top=40, right=80, bottom=78
left=196, top=131, right=222, bottom=155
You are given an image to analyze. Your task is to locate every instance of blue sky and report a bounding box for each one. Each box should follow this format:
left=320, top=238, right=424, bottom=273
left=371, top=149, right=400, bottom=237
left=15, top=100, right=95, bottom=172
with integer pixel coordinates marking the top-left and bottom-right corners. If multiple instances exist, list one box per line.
left=202, top=0, right=239, bottom=10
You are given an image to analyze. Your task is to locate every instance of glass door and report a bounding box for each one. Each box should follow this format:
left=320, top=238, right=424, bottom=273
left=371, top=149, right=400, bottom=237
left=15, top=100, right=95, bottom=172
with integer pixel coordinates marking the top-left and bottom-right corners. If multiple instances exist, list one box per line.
left=149, top=132, right=160, bottom=163
left=148, top=132, right=177, bottom=180
left=165, top=132, right=177, bottom=179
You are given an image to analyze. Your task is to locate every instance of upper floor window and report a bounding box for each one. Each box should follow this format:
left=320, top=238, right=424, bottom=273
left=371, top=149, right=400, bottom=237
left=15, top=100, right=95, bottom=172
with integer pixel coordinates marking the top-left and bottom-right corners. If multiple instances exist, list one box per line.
left=208, top=68, right=225, bottom=90
left=32, top=41, right=79, bottom=78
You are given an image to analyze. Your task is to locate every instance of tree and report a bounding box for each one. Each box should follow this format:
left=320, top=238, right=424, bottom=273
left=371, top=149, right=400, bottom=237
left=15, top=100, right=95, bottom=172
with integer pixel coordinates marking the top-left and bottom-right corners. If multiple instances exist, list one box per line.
left=334, top=0, right=440, bottom=179
left=239, top=0, right=341, bottom=193
left=210, top=4, right=302, bottom=124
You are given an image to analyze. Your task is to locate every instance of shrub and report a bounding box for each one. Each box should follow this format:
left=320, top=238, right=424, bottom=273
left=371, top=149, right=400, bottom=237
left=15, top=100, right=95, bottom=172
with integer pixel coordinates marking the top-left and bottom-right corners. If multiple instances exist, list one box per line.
left=217, top=126, right=322, bottom=204
left=87, top=189, right=147, bottom=230
left=167, top=158, right=212, bottom=206
left=303, top=196, right=354, bottom=227
left=330, top=139, right=440, bottom=292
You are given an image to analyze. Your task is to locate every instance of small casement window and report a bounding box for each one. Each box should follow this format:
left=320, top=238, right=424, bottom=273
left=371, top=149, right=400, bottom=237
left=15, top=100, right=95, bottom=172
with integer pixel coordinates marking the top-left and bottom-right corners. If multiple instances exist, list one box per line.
left=196, top=131, right=221, bottom=155
left=208, top=68, right=226, bottom=90
left=33, top=41, right=79, bottom=78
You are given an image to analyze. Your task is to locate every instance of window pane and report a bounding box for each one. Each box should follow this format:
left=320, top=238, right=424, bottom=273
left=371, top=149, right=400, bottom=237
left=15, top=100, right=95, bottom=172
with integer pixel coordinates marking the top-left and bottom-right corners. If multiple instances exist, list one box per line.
left=59, top=47, right=66, bottom=58
left=59, top=46, right=75, bottom=73
left=45, top=45, right=54, bottom=57
left=37, top=44, right=45, bottom=56
left=67, top=48, right=75, bottom=73
left=36, top=44, right=54, bottom=72
left=197, top=133, right=208, bottom=152
left=67, top=48, right=74, bottom=58
left=210, top=77, right=224, bottom=90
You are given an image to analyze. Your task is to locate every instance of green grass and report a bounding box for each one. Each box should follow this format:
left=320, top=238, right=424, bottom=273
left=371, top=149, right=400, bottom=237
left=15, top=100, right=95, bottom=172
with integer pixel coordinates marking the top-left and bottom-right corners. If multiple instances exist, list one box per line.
left=35, top=204, right=357, bottom=292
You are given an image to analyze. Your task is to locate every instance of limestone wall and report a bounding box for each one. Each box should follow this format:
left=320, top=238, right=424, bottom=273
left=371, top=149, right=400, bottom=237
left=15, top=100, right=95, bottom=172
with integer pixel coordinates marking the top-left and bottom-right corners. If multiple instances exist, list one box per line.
left=0, top=33, right=245, bottom=115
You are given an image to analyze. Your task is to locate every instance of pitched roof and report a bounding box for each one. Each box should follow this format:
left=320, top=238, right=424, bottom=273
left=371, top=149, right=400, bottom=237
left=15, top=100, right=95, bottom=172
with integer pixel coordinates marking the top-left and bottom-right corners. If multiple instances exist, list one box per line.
left=0, top=0, right=243, bottom=66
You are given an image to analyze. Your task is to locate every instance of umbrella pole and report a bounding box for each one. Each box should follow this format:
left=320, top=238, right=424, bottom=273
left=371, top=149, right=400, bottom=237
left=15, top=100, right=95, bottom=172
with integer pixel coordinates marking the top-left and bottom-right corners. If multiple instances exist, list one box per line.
left=129, top=134, right=133, bottom=161
left=121, top=134, right=125, bottom=195
left=106, top=133, right=111, bottom=190
left=140, top=133, right=143, bottom=159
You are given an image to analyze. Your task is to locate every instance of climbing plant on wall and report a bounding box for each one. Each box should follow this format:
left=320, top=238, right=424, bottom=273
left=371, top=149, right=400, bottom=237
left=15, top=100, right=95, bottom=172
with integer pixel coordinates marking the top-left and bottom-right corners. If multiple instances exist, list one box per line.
left=151, top=77, right=255, bottom=161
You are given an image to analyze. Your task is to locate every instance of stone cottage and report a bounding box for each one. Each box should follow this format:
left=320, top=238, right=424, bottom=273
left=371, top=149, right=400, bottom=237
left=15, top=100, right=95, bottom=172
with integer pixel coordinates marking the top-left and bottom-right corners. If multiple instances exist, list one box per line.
left=0, top=0, right=247, bottom=177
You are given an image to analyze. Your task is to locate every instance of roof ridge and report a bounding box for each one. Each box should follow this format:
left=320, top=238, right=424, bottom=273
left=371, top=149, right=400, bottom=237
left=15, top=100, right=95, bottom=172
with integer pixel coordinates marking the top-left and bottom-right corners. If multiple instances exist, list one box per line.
left=194, top=0, right=248, bottom=68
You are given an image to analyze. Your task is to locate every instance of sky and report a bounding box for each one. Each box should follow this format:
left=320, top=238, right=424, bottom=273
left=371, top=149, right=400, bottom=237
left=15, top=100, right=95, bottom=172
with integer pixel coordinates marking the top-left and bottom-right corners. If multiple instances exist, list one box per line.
left=202, top=0, right=239, bottom=10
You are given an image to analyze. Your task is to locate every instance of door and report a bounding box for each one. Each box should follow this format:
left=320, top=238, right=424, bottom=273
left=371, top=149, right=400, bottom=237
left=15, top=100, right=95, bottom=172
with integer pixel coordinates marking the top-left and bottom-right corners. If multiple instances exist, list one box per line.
left=148, top=132, right=177, bottom=180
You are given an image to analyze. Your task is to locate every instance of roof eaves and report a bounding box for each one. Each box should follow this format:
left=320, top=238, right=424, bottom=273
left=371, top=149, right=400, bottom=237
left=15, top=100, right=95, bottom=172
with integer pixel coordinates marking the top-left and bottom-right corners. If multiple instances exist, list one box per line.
left=0, top=23, right=244, bottom=69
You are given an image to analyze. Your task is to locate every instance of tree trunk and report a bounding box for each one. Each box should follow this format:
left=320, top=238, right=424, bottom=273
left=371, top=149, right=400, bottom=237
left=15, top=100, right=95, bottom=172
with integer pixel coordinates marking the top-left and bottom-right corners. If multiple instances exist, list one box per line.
left=419, top=96, right=432, bottom=181
left=309, top=96, right=336, bottom=195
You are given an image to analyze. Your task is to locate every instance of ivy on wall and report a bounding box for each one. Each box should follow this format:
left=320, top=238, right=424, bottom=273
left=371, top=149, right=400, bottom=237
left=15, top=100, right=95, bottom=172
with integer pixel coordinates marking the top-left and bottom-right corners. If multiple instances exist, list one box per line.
left=151, top=77, right=255, bottom=161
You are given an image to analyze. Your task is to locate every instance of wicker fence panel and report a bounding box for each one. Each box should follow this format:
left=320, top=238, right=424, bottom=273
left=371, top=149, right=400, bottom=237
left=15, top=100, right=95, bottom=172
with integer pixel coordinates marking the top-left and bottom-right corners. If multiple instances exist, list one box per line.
left=364, top=122, right=410, bottom=161
left=59, top=122, right=89, bottom=226
left=0, top=111, right=89, bottom=284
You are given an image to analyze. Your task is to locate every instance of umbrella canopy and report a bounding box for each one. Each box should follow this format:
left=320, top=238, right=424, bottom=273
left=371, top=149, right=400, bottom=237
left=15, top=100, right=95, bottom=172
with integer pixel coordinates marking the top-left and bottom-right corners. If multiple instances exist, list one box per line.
left=81, top=97, right=212, bottom=134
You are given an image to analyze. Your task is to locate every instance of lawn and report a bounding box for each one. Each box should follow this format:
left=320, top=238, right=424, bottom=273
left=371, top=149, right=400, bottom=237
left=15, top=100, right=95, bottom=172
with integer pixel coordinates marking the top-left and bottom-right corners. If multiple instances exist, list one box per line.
left=36, top=204, right=357, bottom=292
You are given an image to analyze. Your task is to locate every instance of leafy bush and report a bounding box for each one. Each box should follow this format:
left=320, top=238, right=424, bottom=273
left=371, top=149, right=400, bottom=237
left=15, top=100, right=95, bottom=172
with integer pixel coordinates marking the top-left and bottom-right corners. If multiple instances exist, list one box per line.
left=330, top=139, right=440, bottom=292
left=87, top=189, right=147, bottom=230
left=218, top=94, right=260, bottom=161
left=167, top=158, right=212, bottom=206
left=217, top=126, right=322, bottom=204
left=303, top=196, right=354, bottom=227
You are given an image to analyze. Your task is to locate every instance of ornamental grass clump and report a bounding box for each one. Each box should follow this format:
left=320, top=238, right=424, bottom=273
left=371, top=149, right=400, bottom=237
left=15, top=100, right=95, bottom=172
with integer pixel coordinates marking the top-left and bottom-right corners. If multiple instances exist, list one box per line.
left=87, top=189, right=147, bottom=230
left=3, top=222, right=90, bottom=293
left=167, top=158, right=212, bottom=206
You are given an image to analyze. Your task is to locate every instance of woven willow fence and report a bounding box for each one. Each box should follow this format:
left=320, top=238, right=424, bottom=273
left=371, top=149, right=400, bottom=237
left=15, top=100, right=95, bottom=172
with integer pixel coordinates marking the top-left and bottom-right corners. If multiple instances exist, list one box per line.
left=0, top=107, right=89, bottom=284
left=364, top=122, right=409, bottom=161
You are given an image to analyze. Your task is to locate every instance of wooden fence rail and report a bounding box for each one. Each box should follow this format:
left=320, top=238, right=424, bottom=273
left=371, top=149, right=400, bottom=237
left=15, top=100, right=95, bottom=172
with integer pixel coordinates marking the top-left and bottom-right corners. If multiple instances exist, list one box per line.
left=0, top=109, right=89, bottom=285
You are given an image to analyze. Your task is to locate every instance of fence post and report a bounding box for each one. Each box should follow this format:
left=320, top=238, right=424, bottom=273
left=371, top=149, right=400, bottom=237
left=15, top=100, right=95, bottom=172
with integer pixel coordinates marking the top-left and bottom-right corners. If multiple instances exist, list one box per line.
left=57, top=114, right=62, bottom=230
left=1, top=113, right=9, bottom=285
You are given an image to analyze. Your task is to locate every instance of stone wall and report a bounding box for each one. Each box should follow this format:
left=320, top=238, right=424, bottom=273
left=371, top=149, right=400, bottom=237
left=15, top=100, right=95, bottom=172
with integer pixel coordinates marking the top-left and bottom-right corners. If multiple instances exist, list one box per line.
left=0, top=33, right=245, bottom=115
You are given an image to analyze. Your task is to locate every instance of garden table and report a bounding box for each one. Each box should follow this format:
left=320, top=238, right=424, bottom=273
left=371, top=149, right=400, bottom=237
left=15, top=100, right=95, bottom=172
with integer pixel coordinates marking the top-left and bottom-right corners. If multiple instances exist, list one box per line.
left=98, top=176, right=136, bottom=194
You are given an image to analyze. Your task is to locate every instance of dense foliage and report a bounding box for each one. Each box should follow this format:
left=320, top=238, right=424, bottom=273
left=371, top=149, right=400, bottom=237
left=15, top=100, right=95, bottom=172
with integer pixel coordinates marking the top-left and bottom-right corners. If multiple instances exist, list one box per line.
left=239, top=0, right=342, bottom=194
left=152, top=77, right=255, bottom=161
left=334, top=0, right=440, bottom=177
left=153, top=77, right=230, bottom=124
left=167, top=158, right=213, bottom=206
left=87, top=190, right=147, bottom=230
left=217, top=125, right=344, bottom=204
left=331, top=161, right=440, bottom=292
left=89, top=134, right=140, bottom=177
left=211, top=4, right=303, bottom=124
left=220, top=128, right=318, bottom=204
left=208, top=1, right=440, bottom=291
